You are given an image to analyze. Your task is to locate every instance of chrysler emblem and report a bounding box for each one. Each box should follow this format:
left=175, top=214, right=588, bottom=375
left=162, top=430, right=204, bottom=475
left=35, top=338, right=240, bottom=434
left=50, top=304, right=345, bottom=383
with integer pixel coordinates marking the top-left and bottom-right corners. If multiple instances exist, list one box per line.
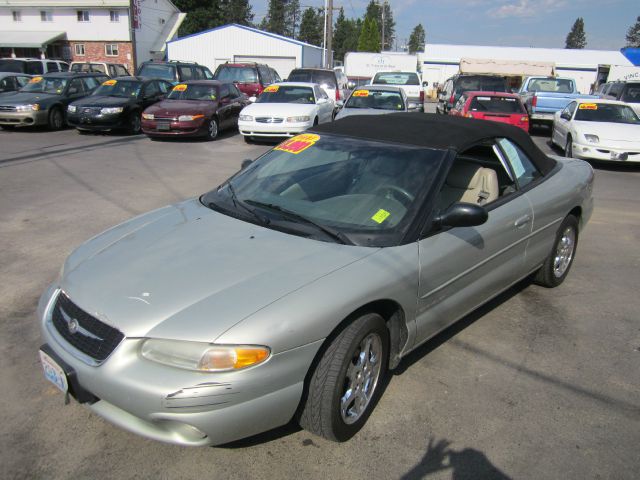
left=67, top=317, right=79, bottom=334
left=60, top=307, right=104, bottom=341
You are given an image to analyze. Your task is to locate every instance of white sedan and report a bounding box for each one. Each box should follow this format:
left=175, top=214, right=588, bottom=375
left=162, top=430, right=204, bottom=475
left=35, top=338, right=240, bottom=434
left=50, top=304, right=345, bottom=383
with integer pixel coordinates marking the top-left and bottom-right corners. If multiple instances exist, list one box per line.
left=238, top=82, right=334, bottom=141
left=551, top=99, right=640, bottom=162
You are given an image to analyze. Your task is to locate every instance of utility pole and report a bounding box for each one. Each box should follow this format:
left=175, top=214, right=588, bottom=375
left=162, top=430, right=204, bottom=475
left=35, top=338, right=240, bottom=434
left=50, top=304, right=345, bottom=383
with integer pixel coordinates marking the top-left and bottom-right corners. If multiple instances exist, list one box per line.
left=326, top=0, right=333, bottom=68
left=381, top=1, right=385, bottom=52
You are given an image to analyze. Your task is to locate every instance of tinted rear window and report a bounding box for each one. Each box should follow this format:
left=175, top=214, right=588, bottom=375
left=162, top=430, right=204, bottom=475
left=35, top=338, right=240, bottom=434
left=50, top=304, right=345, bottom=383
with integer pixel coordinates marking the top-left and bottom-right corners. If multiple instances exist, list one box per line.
left=457, top=76, right=507, bottom=93
left=138, top=64, right=176, bottom=82
left=288, top=70, right=337, bottom=88
left=214, top=66, right=258, bottom=83
left=372, top=72, right=420, bottom=86
left=469, top=96, right=524, bottom=113
left=621, top=84, right=640, bottom=103
left=527, top=78, right=574, bottom=93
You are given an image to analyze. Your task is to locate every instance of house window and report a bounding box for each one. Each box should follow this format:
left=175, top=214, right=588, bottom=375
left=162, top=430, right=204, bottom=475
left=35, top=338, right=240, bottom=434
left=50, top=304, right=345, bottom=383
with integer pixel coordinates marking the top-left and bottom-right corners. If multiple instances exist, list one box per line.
left=75, top=44, right=85, bottom=56
left=105, top=44, right=119, bottom=56
left=77, top=10, right=90, bottom=22
left=12, top=11, right=21, bottom=22
left=110, top=10, right=120, bottom=22
left=40, top=11, right=52, bottom=22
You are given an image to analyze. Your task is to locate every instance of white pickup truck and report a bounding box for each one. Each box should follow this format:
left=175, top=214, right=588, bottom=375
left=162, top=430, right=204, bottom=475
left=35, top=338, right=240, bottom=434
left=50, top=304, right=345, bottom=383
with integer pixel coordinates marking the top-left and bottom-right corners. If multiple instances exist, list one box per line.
left=369, top=71, right=426, bottom=111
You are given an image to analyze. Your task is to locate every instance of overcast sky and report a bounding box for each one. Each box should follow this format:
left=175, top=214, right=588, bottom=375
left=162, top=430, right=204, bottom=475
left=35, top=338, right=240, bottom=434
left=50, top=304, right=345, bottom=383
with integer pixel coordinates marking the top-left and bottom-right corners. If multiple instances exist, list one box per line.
left=250, top=0, right=637, bottom=51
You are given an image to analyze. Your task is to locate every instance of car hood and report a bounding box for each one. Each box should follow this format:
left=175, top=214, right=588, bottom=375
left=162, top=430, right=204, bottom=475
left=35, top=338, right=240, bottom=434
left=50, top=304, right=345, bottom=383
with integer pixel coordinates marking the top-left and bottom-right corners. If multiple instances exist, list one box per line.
left=60, top=198, right=375, bottom=342
left=144, top=99, right=215, bottom=116
left=241, top=102, right=318, bottom=117
left=71, top=95, right=134, bottom=108
left=0, top=91, right=59, bottom=105
left=573, top=120, right=640, bottom=143
left=335, top=107, right=401, bottom=120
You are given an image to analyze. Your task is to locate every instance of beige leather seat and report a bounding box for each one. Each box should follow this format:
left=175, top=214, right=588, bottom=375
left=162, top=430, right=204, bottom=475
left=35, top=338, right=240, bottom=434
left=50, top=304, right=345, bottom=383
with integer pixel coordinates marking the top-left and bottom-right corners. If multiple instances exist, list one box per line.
left=438, top=163, right=499, bottom=210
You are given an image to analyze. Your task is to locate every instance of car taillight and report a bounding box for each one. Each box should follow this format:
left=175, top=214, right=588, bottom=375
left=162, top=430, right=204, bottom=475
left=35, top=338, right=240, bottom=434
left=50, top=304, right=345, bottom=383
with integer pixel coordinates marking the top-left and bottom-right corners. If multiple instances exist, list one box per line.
left=521, top=116, right=529, bottom=122
left=449, top=94, right=455, bottom=105
left=465, top=113, right=474, bottom=118
left=335, top=89, right=340, bottom=101
left=532, top=95, right=537, bottom=107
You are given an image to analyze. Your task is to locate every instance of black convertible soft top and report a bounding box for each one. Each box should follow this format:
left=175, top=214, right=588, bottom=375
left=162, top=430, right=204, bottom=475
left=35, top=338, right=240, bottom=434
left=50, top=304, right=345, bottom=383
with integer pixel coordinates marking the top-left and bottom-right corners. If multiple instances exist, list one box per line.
left=311, top=112, right=557, bottom=175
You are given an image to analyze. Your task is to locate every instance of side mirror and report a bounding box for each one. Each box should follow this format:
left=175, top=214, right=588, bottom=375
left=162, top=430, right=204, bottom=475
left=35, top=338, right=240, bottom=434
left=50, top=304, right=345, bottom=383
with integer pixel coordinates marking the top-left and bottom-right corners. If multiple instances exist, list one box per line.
left=560, top=112, right=571, bottom=120
left=422, top=81, right=429, bottom=87
left=347, top=81, right=356, bottom=89
left=335, top=100, right=344, bottom=108
left=241, top=159, right=253, bottom=170
left=317, top=97, right=328, bottom=104
left=435, top=202, right=488, bottom=229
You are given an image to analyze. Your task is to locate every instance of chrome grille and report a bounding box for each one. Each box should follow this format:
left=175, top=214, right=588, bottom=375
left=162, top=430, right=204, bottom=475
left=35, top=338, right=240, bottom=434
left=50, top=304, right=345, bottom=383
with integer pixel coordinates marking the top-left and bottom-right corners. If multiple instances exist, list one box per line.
left=255, top=117, right=284, bottom=124
left=0, top=105, right=17, bottom=112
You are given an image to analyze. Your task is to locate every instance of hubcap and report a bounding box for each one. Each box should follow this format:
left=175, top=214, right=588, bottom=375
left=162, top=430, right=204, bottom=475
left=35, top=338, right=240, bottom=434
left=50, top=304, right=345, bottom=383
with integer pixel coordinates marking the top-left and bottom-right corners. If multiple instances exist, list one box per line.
left=208, top=119, right=218, bottom=138
left=340, top=333, right=382, bottom=424
left=553, top=226, right=575, bottom=278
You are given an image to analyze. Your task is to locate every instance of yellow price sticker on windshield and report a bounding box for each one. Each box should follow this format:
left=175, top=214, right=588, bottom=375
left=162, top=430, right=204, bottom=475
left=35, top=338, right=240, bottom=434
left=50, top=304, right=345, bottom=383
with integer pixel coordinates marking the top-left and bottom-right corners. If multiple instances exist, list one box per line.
left=173, top=84, right=187, bottom=91
left=30, top=76, right=43, bottom=83
left=264, top=85, right=279, bottom=93
left=579, top=103, right=598, bottom=110
left=103, top=79, right=117, bottom=86
left=275, top=134, right=320, bottom=154
left=352, top=90, right=369, bottom=97
left=371, top=209, right=390, bottom=224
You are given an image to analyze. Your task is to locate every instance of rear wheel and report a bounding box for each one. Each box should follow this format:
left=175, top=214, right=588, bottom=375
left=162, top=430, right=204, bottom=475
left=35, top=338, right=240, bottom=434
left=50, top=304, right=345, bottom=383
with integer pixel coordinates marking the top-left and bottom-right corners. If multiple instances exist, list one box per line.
left=298, top=312, right=389, bottom=442
left=534, top=215, right=579, bottom=288
left=48, top=107, right=64, bottom=130
left=207, top=117, right=218, bottom=140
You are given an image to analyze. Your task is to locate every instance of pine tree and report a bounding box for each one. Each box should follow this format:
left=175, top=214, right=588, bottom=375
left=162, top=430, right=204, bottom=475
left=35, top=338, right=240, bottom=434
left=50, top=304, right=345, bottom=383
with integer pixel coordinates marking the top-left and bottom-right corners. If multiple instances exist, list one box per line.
left=285, top=0, right=301, bottom=38
left=221, top=0, right=253, bottom=26
left=626, top=16, right=640, bottom=48
left=364, top=1, right=394, bottom=50
left=174, top=0, right=223, bottom=37
left=565, top=18, right=587, bottom=49
left=408, top=24, right=425, bottom=54
left=298, top=7, right=322, bottom=46
left=357, top=17, right=380, bottom=53
left=263, top=0, right=288, bottom=36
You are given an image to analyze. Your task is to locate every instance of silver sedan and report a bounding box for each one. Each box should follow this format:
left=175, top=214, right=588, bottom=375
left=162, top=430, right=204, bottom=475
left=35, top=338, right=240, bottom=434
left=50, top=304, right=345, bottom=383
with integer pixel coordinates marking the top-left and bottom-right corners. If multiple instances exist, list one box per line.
left=38, top=113, right=594, bottom=446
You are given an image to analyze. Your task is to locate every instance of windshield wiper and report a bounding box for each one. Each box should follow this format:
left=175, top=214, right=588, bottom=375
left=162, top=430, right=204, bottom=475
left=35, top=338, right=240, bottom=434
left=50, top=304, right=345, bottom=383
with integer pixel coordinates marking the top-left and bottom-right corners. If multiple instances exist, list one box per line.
left=217, top=183, right=271, bottom=226
left=245, top=200, right=353, bottom=245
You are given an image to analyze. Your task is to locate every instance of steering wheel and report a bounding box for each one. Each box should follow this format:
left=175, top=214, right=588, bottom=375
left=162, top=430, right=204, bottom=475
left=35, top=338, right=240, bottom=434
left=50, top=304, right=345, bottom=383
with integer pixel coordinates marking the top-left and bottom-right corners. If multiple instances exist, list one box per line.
left=374, top=184, right=414, bottom=206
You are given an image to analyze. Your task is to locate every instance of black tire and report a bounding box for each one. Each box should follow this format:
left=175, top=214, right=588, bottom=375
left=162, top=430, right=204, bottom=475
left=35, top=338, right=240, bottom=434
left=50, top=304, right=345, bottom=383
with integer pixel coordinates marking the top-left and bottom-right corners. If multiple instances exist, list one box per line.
left=313, top=117, right=319, bottom=126
left=206, top=117, right=218, bottom=140
left=534, top=215, right=579, bottom=288
left=0, top=125, right=15, bottom=130
left=48, top=107, right=64, bottom=130
left=565, top=135, right=573, bottom=158
left=128, top=111, right=141, bottom=135
left=244, top=135, right=252, bottom=144
left=298, top=312, right=389, bottom=442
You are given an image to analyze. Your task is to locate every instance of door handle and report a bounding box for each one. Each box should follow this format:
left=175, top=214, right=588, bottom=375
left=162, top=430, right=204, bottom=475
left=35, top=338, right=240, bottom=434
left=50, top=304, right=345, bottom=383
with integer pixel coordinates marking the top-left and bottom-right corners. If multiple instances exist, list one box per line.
left=515, top=215, right=531, bottom=228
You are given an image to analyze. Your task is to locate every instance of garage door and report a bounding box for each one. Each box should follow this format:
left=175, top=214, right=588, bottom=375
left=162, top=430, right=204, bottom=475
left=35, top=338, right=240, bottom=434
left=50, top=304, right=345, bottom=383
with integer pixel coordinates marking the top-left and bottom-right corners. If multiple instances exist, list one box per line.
left=233, top=55, right=297, bottom=81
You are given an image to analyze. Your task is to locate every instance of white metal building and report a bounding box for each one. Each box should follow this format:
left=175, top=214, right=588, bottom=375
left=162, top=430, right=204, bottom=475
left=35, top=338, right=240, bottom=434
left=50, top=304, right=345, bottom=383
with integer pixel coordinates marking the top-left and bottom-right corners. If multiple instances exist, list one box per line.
left=420, top=44, right=634, bottom=94
left=167, top=24, right=324, bottom=79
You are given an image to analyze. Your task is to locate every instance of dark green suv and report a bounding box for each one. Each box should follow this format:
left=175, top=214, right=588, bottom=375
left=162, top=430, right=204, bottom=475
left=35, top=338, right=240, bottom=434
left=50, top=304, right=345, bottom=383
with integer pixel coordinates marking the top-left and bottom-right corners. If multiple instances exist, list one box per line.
left=137, top=61, right=214, bottom=84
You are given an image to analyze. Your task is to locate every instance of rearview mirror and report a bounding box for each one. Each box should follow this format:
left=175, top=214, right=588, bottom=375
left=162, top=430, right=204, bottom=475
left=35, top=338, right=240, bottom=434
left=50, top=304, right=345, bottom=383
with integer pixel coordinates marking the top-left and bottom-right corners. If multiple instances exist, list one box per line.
left=436, top=202, right=488, bottom=228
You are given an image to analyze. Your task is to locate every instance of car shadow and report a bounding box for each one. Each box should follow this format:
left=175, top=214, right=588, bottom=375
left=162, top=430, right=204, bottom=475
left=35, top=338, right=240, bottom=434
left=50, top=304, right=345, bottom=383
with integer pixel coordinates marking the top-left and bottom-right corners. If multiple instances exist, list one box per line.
left=145, top=128, right=240, bottom=143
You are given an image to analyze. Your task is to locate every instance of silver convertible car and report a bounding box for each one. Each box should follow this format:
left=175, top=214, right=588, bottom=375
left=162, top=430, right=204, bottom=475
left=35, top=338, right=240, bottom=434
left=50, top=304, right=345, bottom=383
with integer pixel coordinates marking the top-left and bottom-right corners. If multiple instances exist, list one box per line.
left=38, top=114, right=594, bottom=446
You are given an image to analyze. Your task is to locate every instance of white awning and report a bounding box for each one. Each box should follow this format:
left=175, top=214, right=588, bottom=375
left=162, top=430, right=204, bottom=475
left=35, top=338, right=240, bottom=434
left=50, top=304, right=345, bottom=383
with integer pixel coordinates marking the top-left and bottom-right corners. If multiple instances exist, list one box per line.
left=0, top=31, right=66, bottom=49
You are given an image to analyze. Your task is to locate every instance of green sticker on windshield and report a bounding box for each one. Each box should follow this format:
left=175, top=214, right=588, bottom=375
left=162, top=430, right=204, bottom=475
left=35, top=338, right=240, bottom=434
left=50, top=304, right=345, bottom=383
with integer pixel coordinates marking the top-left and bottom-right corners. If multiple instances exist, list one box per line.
left=372, top=209, right=390, bottom=224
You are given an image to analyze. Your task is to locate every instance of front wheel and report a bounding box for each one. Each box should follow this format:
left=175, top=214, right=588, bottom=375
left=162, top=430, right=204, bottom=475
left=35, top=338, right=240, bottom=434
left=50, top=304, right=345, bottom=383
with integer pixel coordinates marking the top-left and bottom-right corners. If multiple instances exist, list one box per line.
left=565, top=136, right=573, bottom=158
left=128, top=112, right=141, bottom=134
left=298, top=312, right=389, bottom=442
left=48, top=107, right=64, bottom=130
left=206, top=117, right=218, bottom=140
left=534, top=215, right=579, bottom=288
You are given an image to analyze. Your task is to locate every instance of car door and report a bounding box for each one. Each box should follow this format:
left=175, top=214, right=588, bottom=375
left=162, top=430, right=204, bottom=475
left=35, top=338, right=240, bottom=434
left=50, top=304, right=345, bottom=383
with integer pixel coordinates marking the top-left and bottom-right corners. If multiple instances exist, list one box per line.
left=217, top=83, right=234, bottom=128
left=141, top=81, right=162, bottom=108
left=227, top=84, right=245, bottom=124
left=314, top=85, right=333, bottom=122
left=65, top=78, right=86, bottom=105
left=414, top=143, right=533, bottom=343
left=553, top=101, right=577, bottom=147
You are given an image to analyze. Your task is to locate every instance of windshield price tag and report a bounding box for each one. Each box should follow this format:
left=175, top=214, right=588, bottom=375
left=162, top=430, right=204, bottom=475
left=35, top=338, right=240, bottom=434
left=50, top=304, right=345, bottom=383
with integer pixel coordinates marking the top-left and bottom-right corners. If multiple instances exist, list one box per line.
left=579, top=103, right=598, bottom=110
left=371, top=209, right=390, bottom=224
left=173, top=84, right=187, bottom=92
left=103, top=79, right=117, bottom=86
left=353, top=90, right=369, bottom=97
left=30, top=76, right=43, bottom=83
left=264, top=85, right=279, bottom=93
left=275, top=134, right=320, bottom=154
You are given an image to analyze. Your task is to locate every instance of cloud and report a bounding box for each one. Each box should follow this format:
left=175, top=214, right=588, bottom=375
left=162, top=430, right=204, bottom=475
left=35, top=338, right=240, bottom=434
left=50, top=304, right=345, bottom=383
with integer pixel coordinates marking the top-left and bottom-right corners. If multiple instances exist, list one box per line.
left=490, top=0, right=567, bottom=19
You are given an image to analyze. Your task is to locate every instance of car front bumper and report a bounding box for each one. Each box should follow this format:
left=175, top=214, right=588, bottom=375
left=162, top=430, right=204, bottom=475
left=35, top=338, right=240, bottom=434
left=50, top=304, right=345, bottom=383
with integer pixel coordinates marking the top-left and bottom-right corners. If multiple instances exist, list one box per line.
left=141, top=118, right=207, bottom=137
left=38, top=285, right=323, bottom=446
left=67, top=112, right=127, bottom=131
left=0, top=109, right=48, bottom=127
left=238, top=120, right=312, bottom=138
left=570, top=141, right=640, bottom=162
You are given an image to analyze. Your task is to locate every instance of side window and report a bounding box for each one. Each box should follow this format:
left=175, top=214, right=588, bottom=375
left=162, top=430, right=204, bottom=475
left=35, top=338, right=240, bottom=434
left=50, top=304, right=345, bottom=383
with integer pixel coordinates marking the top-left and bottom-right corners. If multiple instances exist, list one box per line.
left=496, top=138, right=540, bottom=189
left=454, top=95, right=466, bottom=110
left=82, top=76, right=99, bottom=91
left=157, top=81, right=171, bottom=94
left=220, top=84, right=230, bottom=100
left=47, top=62, right=60, bottom=72
left=271, top=69, right=281, bottom=83
left=178, top=66, right=194, bottom=81
left=59, top=62, right=69, bottom=72
left=258, top=66, right=272, bottom=85
left=115, top=65, right=128, bottom=76
left=318, top=87, right=329, bottom=100
left=26, top=62, right=44, bottom=75
left=0, top=77, right=16, bottom=91
left=567, top=101, right=577, bottom=118
left=143, top=81, right=160, bottom=97
left=608, top=83, right=623, bottom=98
left=229, top=84, right=242, bottom=98
left=68, top=78, right=85, bottom=95
left=108, top=65, right=117, bottom=77
left=17, top=76, right=31, bottom=87
left=202, top=67, right=214, bottom=80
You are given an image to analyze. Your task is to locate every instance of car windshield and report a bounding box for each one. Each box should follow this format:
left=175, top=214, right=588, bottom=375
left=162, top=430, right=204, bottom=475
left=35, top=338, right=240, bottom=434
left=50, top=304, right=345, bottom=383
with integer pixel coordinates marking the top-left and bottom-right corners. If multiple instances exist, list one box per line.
left=138, top=64, right=175, bottom=82
left=20, top=77, right=68, bottom=94
left=214, top=66, right=258, bottom=83
left=92, top=79, right=141, bottom=98
left=574, top=103, right=640, bottom=124
left=528, top=78, right=574, bottom=93
left=372, top=72, right=420, bottom=86
left=288, top=71, right=337, bottom=89
left=167, top=83, right=218, bottom=101
left=621, top=84, right=640, bottom=103
left=345, top=90, right=405, bottom=110
left=469, top=96, right=524, bottom=113
left=457, top=76, right=507, bottom=93
left=256, top=85, right=315, bottom=104
left=202, top=134, right=446, bottom=247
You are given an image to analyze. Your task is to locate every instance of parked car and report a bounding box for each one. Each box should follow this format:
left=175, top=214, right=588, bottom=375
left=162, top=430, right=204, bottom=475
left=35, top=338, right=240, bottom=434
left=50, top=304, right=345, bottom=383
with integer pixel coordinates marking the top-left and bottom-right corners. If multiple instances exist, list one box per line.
left=437, top=74, right=508, bottom=115
left=551, top=99, right=640, bottom=162
left=70, top=62, right=130, bottom=78
left=141, top=80, right=248, bottom=139
left=137, top=61, right=214, bottom=84
left=38, top=113, right=593, bottom=447
left=67, top=77, right=173, bottom=134
left=287, top=68, right=349, bottom=104
left=596, top=81, right=640, bottom=115
left=238, top=82, right=334, bottom=141
left=0, top=57, right=69, bottom=75
left=335, top=85, right=409, bottom=120
left=0, top=72, right=107, bottom=130
left=519, top=76, right=595, bottom=127
left=369, top=71, right=425, bottom=111
left=0, top=72, right=32, bottom=94
left=213, top=62, right=277, bottom=99
left=449, top=91, right=529, bottom=132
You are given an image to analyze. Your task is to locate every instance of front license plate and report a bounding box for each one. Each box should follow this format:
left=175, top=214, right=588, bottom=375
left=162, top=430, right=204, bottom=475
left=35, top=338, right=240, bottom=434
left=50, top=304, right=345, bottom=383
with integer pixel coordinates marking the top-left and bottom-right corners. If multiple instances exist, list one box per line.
left=157, top=123, right=170, bottom=131
left=39, top=350, right=68, bottom=393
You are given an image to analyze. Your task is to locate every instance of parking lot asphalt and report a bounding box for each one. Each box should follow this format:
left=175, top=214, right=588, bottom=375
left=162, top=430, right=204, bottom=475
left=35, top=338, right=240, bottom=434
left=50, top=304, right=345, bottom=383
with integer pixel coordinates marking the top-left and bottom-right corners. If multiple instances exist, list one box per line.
left=1, top=111, right=639, bottom=480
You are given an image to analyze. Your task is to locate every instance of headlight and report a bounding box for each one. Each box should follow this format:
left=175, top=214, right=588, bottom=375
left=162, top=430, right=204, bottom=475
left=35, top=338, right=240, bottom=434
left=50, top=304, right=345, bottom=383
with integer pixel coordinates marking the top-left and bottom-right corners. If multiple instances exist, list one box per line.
left=239, top=114, right=253, bottom=122
left=140, top=339, right=270, bottom=372
left=178, top=114, right=204, bottom=121
left=67, top=105, right=77, bottom=113
left=286, top=116, right=311, bottom=123
left=16, top=104, right=39, bottom=112
left=142, top=113, right=154, bottom=120
left=584, top=134, right=599, bottom=143
left=101, top=107, right=123, bottom=114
